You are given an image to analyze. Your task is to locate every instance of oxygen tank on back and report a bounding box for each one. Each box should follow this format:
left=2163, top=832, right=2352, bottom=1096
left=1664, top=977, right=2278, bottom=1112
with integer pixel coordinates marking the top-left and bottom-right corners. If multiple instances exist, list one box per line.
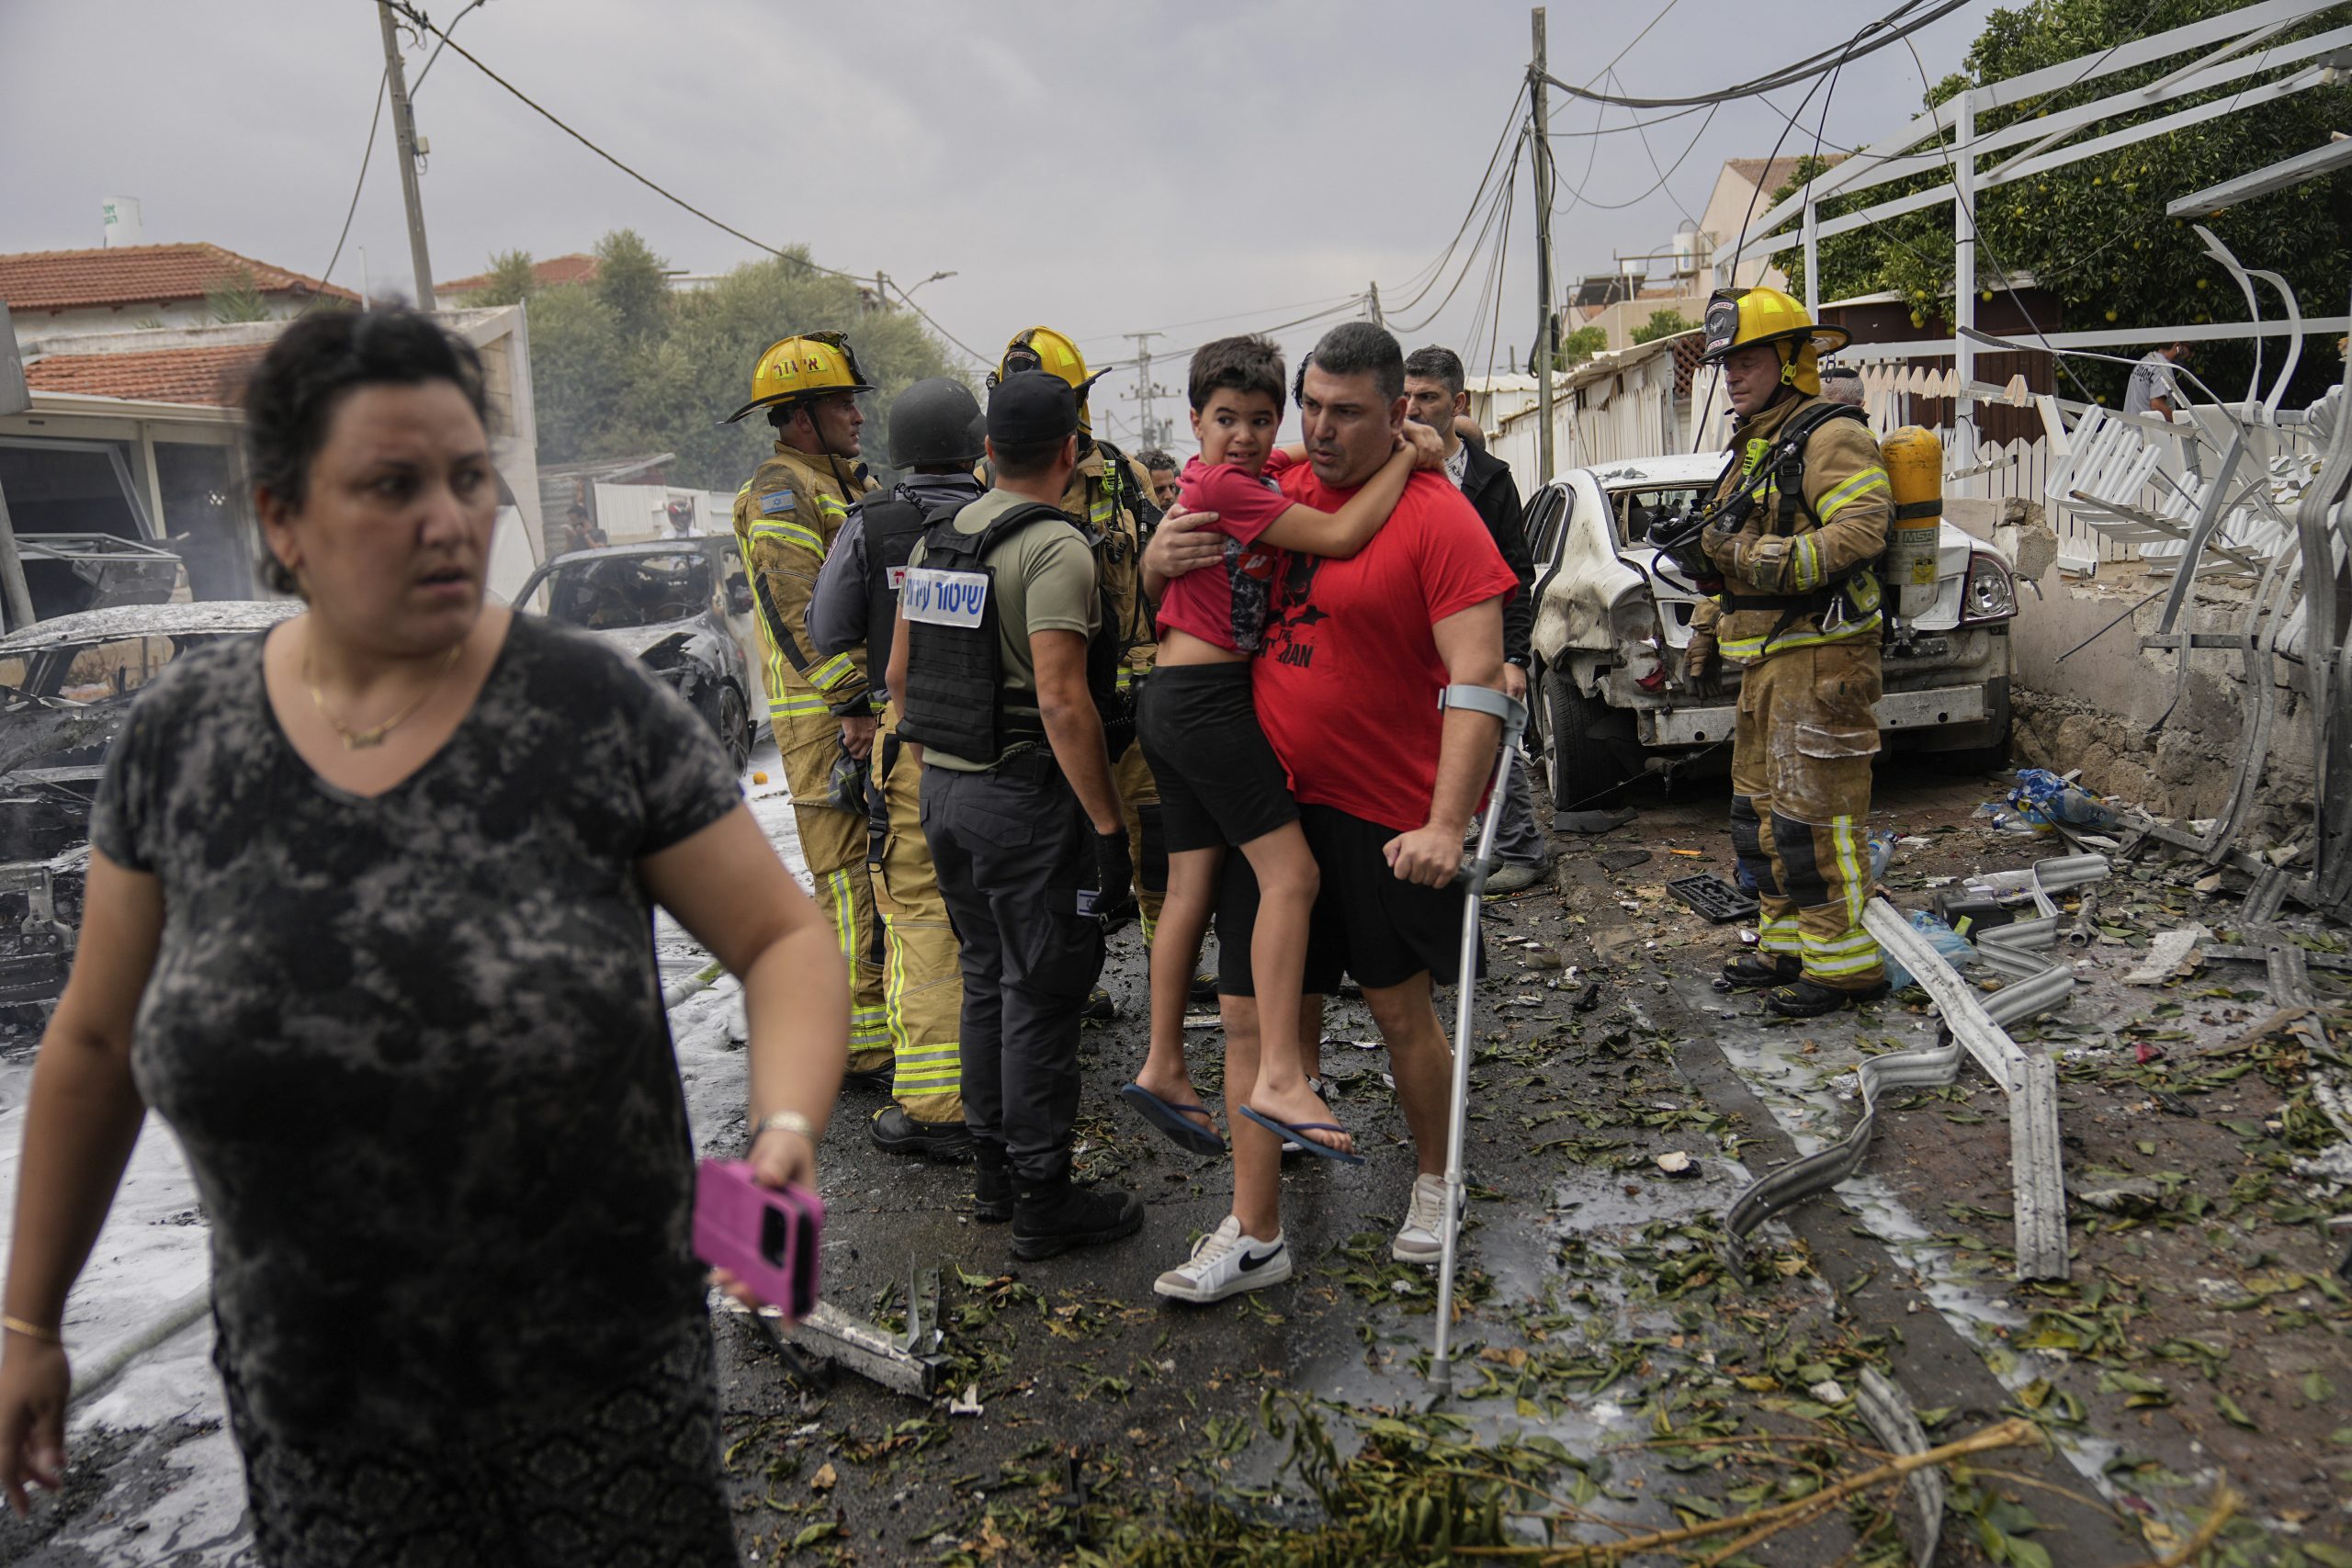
left=1878, top=426, right=1943, bottom=620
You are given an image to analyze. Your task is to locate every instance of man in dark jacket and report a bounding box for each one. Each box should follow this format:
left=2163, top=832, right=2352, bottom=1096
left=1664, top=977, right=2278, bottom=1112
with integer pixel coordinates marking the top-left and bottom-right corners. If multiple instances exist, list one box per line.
left=1405, top=345, right=1545, bottom=888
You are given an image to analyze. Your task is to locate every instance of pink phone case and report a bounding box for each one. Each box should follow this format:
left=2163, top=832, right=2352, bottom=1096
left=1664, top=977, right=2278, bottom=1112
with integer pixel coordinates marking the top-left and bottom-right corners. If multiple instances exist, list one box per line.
left=692, top=1160, right=824, bottom=1320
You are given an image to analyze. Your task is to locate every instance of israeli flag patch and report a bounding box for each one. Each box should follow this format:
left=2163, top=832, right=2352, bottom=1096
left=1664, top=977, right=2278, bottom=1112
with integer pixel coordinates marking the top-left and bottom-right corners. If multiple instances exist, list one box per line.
left=900, top=567, right=989, bottom=627
left=759, top=489, right=797, bottom=516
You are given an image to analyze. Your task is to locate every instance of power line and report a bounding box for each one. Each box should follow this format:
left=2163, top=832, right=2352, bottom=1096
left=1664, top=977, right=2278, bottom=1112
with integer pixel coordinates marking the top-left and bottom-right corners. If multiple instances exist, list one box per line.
left=1538, top=0, right=1970, bottom=110
left=1393, top=131, right=1528, bottom=335
left=1379, top=85, right=1532, bottom=319
left=379, top=1, right=992, bottom=366
left=311, top=65, right=389, bottom=299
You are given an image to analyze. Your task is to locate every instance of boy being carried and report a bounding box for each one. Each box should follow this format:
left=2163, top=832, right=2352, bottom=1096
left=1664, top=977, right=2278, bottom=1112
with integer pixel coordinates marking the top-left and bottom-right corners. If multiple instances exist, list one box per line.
left=1123, top=333, right=1435, bottom=1225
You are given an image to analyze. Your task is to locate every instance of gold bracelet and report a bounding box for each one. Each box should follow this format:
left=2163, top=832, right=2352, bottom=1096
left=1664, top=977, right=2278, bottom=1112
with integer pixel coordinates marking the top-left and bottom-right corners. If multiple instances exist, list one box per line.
left=2, top=1315, right=61, bottom=1345
left=751, top=1110, right=817, bottom=1145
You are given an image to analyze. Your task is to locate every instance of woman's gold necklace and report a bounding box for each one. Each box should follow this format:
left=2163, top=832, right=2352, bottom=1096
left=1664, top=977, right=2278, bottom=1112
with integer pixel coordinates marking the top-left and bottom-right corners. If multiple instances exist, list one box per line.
left=302, top=639, right=466, bottom=750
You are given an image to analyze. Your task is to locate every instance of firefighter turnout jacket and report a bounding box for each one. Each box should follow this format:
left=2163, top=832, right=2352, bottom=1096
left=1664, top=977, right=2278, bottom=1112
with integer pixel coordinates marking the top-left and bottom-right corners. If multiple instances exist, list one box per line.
left=734, top=442, right=878, bottom=723
left=1058, top=438, right=1161, bottom=688
left=1702, top=394, right=1892, bottom=662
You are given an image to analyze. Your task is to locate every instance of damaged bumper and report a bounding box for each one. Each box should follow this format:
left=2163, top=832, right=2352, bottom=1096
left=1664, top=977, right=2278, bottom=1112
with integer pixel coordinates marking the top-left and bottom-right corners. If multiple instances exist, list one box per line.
left=1635, top=681, right=1993, bottom=748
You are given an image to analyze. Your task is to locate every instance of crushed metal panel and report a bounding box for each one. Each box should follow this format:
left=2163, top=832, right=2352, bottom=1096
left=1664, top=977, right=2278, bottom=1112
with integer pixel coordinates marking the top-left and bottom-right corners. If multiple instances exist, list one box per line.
left=2011, top=1052, right=2070, bottom=1280
left=1858, top=1367, right=1945, bottom=1568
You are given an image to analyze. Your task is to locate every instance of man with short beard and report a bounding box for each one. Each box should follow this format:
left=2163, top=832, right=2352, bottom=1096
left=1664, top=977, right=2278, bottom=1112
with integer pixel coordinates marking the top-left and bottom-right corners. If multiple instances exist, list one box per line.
left=1142, top=322, right=1518, bottom=1300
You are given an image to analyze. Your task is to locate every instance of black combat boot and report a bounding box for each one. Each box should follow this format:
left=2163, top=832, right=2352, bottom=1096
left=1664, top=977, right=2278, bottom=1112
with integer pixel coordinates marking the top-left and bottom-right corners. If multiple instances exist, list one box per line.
left=1715, top=953, right=1801, bottom=992
left=870, top=1107, right=974, bottom=1164
left=1766, top=976, right=1893, bottom=1019
left=972, top=1142, right=1014, bottom=1224
left=1011, top=1174, right=1145, bottom=1261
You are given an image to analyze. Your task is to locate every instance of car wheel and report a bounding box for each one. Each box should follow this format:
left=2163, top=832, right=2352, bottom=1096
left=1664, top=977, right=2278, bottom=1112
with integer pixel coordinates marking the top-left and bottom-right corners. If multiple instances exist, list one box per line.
left=719, top=682, right=752, bottom=773
left=1544, top=664, right=1634, bottom=810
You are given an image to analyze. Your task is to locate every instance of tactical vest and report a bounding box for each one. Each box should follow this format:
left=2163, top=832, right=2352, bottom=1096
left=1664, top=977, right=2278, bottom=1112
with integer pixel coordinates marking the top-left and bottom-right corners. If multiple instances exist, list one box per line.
left=1705, top=400, right=1883, bottom=643
left=898, top=501, right=1125, bottom=768
left=857, top=493, right=934, bottom=690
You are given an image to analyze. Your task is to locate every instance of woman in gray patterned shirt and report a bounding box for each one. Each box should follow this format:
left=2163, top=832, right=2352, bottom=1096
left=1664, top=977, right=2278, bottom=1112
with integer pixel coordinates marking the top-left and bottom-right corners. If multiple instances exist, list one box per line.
left=0, top=310, right=844, bottom=1566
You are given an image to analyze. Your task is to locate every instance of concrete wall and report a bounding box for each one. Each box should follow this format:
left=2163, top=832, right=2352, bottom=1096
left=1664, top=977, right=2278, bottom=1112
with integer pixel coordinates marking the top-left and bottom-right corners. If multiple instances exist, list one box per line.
left=1944, top=496, right=2316, bottom=842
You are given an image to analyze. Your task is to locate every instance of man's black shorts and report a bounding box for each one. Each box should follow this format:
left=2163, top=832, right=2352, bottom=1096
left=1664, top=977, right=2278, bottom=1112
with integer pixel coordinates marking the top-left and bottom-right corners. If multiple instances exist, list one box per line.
left=1215, top=804, right=1485, bottom=997
left=1136, top=663, right=1299, bottom=855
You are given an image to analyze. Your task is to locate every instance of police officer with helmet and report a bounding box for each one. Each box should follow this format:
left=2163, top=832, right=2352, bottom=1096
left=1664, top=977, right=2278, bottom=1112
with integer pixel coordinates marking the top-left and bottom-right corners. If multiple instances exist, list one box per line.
left=887, top=370, right=1145, bottom=1259
left=724, top=333, right=895, bottom=1086
left=1683, top=286, right=1894, bottom=1019
left=807, top=378, right=989, bottom=1160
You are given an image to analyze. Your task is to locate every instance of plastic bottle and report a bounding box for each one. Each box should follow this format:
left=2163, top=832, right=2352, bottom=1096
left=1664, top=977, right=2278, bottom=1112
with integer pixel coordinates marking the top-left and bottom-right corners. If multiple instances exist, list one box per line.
left=1883, top=910, right=1972, bottom=991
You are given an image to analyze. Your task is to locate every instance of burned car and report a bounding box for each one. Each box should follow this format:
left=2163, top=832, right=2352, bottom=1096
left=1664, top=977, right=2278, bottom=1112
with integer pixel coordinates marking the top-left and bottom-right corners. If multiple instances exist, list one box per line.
left=514, top=538, right=763, bottom=773
left=1522, top=452, right=2019, bottom=806
left=0, top=601, right=303, bottom=1028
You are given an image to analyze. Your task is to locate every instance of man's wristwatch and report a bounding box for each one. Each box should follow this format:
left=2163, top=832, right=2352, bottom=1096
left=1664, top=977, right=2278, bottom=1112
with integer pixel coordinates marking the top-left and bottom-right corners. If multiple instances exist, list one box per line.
left=751, top=1110, right=818, bottom=1146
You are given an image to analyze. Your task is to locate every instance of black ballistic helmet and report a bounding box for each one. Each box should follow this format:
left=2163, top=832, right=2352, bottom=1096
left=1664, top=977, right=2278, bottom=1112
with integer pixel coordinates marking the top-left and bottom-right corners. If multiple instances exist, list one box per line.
left=888, top=378, right=987, bottom=468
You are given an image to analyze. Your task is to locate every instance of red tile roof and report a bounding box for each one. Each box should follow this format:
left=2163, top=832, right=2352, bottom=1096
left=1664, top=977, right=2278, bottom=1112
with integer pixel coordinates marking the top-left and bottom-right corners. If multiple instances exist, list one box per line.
left=0, top=243, right=359, bottom=313
left=24, top=344, right=266, bottom=406
left=438, top=252, right=600, bottom=297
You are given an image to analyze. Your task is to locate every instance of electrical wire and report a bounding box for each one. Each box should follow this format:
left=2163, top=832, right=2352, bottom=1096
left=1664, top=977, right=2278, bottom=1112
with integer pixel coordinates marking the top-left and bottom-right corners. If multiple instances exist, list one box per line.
left=407, top=0, right=486, bottom=95
left=1381, top=85, right=1532, bottom=319
left=1539, top=0, right=1970, bottom=109
left=309, top=65, right=389, bottom=301
left=1393, top=132, right=1527, bottom=335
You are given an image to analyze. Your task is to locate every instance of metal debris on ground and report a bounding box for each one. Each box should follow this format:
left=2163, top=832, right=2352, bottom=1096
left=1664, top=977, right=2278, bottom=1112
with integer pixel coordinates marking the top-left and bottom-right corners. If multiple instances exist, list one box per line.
left=1664, top=873, right=1758, bottom=923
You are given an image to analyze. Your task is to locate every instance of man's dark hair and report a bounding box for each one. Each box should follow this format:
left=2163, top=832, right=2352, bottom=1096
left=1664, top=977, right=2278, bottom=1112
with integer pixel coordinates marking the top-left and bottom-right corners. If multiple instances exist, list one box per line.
left=241, top=307, right=489, bottom=595
left=1187, top=334, right=1285, bottom=413
left=1296, top=321, right=1405, bottom=405
left=991, top=434, right=1072, bottom=481
left=1138, top=448, right=1177, bottom=475
left=1404, top=344, right=1465, bottom=400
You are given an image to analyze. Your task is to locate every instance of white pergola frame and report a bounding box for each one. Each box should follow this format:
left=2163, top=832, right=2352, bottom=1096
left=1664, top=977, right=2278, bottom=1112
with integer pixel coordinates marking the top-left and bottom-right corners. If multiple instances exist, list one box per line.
left=1726, top=0, right=2352, bottom=481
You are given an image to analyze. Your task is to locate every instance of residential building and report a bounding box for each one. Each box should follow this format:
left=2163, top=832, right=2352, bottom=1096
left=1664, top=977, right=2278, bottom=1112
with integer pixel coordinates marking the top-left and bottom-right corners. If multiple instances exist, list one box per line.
left=0, top=243, right=359, bottom=341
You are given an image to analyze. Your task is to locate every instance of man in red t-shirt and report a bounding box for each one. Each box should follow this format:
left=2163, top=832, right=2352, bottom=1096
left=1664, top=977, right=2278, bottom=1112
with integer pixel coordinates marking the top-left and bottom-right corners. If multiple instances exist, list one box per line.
left=1142, top=321, right=1518, bottom=1296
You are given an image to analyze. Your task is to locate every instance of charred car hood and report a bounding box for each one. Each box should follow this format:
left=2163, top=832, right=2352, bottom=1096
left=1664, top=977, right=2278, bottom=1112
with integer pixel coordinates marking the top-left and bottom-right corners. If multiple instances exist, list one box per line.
left=0, top=702, right=119, bottom=782
left=590, top=619, right=707, bottom=660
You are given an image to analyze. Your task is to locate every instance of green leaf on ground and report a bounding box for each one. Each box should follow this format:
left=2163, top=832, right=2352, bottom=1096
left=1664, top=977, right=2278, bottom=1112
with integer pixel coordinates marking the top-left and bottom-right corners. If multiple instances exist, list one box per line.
left=2214, top=1392, right=2259, bottom=1431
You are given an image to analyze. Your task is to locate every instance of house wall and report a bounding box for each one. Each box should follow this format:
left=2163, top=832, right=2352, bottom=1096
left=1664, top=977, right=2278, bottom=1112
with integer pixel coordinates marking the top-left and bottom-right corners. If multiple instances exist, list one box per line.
left=1698, top=171, right=1791, bottom=293
left=6, top=299, right=309, bottom=344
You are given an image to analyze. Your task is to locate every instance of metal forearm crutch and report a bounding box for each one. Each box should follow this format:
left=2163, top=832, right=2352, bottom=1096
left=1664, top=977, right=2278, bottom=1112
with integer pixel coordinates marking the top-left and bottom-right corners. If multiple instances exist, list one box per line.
left=1430, top=682, right=1530, bottom=1393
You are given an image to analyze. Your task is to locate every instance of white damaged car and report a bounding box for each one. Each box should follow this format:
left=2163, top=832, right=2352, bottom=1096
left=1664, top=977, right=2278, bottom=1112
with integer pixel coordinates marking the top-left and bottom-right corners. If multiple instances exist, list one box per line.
left=1521, top=451, right=2019, bottom=807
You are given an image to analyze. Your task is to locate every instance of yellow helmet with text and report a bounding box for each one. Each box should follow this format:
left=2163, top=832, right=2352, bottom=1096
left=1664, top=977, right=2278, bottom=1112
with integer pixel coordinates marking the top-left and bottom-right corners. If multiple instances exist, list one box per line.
left=991, top=325, right=1107, bottom=432
left=1697, top=286, right=1850, bottom=398
left=719, top=331, right=877, bottom=424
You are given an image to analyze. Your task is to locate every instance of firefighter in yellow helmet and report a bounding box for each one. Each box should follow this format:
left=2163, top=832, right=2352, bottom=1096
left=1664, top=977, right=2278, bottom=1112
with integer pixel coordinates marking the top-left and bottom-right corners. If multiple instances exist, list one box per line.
left=1681, top=287, right=1892, bottom=1018
left=991, top=328, right=1169, bottom=964
left=724, top=332, right=893, bottom=1083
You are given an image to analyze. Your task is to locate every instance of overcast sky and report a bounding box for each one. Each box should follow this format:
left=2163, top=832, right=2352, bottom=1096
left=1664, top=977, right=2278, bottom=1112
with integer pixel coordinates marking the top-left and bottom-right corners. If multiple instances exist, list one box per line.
left=2, top=0, right=2001, bottom=448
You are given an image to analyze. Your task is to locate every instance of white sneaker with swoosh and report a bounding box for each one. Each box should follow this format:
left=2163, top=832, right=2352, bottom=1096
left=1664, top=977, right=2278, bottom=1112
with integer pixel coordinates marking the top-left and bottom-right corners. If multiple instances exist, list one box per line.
left=1153, top=1215, right=1290, bottom=1303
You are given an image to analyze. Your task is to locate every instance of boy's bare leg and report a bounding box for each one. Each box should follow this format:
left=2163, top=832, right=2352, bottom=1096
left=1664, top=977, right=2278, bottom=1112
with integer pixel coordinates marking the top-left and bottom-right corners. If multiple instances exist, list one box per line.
left=1136, top=845, right=1220, bottom=1125
left=1224, top=992, right=1324, bottom=1241
left=1364, top=973, right=1453, bottom=1179
left=1233, top=824, right=1350, bottom=1156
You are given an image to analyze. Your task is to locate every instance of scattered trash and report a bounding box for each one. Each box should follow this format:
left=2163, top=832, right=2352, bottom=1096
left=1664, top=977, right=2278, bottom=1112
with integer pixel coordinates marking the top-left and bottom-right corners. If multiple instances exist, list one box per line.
left=1984, top=767, right=2122, bottom=836
left=1654, top=1150, right=1698, bottom=1179
left=1554, top=806, right=1639, bottom=835
left=1666, top=874, right=1759, bottom=923
left=1598, top=848, right=1652, bottom=873
left=1869, top=829, right=1896, bottom=882
left=811, top=1461, right=839, bottom=1491
left=752, top=771, right=770, bottom=785
left=1809, top=1378, right=1849, bottom=1405
left=948, top=1383, right=985, bottom=1416
left=2122, top=923, right=2212, bottom=986
left=1572, top=980, right=1602, bottom=1013
left=1881, top=912, right=1972, bottom=992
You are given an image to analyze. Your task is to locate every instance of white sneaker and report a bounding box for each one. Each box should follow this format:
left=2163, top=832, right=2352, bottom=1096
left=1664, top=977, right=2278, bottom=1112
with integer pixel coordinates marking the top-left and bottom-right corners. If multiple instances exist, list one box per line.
left=1392, top=1173, right=1460, bottom=1264
left=1153, top=1215, right=1291, bottom=1303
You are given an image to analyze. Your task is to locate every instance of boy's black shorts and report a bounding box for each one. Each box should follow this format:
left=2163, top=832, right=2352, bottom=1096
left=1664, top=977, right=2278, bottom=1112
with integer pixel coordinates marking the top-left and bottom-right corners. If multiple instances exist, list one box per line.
left=1136, top=663, right=1299, bottom=855
left=1215, top=804, right=1485, bottom=997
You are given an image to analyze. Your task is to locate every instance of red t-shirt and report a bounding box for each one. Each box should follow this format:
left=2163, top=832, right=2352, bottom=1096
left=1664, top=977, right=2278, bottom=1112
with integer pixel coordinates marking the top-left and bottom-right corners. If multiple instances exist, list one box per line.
left=1155, top=453, right=1296, bottom=653
left=1252, top=468, right=1519, bottom=833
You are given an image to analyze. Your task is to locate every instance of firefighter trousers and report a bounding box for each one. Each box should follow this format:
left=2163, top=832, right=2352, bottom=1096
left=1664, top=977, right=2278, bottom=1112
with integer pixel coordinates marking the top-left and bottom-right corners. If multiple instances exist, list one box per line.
left=873, top=721, right=965, bottom=1125
left=778, top=708, right=891, bottom=1070
left=1114, top=735, right=1166, bottom=939
left=1728, top=639, right=1886, bottom=989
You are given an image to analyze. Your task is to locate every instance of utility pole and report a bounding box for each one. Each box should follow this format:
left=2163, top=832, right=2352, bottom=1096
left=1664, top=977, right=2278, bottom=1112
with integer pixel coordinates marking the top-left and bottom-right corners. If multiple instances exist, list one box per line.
left=1367, top=281, right=1385, bottom=328
left=377, top=2, right=437, bottom=310
left=1531, top=6, right=1558, bottom=486
left=1125, top=332, right=1164, bottom=450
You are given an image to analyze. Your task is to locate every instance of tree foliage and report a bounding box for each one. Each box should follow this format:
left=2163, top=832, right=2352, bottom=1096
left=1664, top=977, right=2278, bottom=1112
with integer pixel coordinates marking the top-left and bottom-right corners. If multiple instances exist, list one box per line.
left=1780, top=0, right=2352, bottom=407
left=462, top=250, right=541, bottom=308
left=207, top=266, right=270, bottom=324
left=521, top=229, right=964, bottom=492
left=1631, top=310, right=1695, bottom=344
left=1555, top=325, right=1610, bottom=368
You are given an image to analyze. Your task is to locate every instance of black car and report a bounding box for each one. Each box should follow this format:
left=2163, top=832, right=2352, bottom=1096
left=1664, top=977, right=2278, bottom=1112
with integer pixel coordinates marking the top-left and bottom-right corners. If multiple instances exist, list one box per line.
left=514, top=538, right=765, bottom=773
left=0, top=601, right=305, bottom=1027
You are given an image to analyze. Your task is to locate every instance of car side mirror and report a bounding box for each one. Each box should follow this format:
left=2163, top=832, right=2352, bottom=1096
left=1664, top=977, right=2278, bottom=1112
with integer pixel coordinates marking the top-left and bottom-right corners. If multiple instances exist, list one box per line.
left=728, top=581, right=755, bottom=615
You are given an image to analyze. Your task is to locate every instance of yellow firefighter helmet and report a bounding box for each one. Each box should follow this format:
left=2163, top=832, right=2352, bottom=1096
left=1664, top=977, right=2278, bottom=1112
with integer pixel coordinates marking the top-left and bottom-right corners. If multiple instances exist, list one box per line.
left=719, top=332, right=877, bottom=425
left=1698, top=287, right=1851, bottom=398
left=992, top=325, right=1107, bottom=432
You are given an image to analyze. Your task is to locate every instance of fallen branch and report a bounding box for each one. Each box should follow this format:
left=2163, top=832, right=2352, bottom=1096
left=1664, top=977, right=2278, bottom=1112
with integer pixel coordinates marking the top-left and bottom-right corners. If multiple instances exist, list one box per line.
left=2112, top=1483, right=2242, bottom=1568
left=1453, top=1418, right=2039, bottom=1564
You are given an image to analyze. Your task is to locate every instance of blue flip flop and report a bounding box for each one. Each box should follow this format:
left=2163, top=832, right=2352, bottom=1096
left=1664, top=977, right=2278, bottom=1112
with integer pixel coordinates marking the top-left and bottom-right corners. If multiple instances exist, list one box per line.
left=1119, top=1083, right=1226, bottom=1156
left=1235, top=1106, right=1365, bottom=1165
